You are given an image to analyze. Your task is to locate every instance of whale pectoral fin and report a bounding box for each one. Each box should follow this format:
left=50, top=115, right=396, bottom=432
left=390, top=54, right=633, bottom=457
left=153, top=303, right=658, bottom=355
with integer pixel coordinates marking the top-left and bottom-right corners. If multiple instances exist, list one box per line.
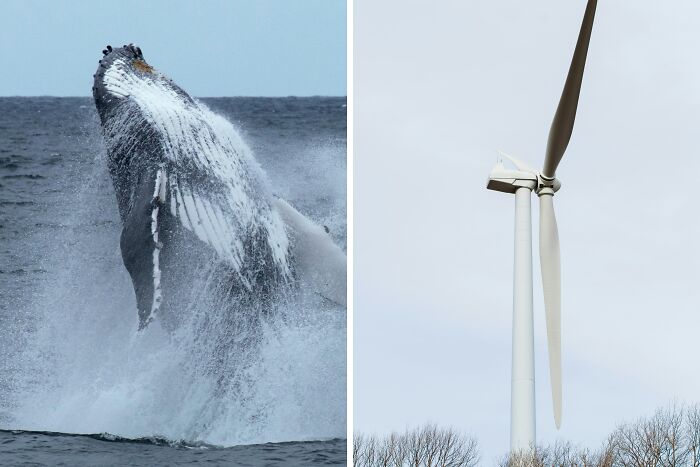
left=120, top=169, right=165, bottom=328
left=273, top=198, right=346, bottom=307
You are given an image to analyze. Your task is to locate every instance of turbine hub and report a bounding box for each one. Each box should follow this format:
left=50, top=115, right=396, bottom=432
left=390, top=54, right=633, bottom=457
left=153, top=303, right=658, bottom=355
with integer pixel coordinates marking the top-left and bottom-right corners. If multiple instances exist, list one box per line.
left=536, top=174, right=561, bottom=196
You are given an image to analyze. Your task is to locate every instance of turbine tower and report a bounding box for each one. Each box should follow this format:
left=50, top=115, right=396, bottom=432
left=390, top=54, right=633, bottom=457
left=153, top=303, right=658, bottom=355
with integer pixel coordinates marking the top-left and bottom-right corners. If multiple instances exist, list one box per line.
left=486, top=0, right=597, bottom=452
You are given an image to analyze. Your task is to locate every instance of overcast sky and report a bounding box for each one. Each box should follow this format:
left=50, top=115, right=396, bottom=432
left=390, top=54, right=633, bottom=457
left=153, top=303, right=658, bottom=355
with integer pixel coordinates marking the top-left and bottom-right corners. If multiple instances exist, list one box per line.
left=355, top=0, right=700, bottom=462
left=0, top=0, right=345, bottom=96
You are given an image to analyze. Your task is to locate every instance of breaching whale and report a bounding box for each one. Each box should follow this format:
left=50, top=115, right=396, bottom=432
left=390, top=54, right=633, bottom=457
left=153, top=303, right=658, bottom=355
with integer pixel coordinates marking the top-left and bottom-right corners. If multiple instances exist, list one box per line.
left=92, top=44, right=346, bottom=329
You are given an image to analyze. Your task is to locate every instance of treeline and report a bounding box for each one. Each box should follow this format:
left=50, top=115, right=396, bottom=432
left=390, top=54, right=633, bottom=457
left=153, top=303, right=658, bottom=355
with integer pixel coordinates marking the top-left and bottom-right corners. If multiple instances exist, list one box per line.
left=353, top=424, right=480, bottom=467
left=354, top=404, right=700, bottom=467
left=501, top=404, right=700, bottom=466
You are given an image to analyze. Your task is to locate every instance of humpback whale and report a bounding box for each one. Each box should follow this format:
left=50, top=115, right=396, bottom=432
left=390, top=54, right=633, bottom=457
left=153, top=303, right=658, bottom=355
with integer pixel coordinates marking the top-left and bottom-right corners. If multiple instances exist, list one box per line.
left=92, top=44, right=346, bottom=329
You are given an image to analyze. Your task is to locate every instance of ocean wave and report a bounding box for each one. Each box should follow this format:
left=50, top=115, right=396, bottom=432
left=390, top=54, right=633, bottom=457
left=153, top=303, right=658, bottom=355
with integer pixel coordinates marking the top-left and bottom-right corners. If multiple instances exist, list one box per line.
left=0, top=429, right=345, bottom=451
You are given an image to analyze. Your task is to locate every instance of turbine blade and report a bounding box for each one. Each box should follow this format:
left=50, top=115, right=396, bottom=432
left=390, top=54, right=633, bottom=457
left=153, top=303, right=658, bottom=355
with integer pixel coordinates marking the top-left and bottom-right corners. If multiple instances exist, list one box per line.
left=542, top=0, right=597, bottom=179
left=539, top=193, right=562, bottom=428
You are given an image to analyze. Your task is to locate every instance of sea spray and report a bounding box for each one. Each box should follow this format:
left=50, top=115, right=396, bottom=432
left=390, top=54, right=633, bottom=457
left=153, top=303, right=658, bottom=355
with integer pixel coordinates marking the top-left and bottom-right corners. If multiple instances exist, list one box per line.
left=2, top=99, right=346, bottom=446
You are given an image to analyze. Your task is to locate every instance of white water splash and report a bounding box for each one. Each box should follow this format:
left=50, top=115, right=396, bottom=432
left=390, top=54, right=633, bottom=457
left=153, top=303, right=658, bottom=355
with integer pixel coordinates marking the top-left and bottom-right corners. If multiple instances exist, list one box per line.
left=4, top=92, right=346, bottom=445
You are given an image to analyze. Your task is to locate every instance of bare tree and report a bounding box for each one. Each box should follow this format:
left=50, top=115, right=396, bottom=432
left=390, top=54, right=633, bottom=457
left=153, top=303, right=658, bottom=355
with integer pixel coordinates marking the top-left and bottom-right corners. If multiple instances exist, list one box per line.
left=354, top=433, right=365, bottom=467
left=613, top=418, right=659, bottom=466
left=356, top=404, right=700, bottom=467
left=686, top=406, right=700, bottom=467
left=354, top=424, right=479, bottom=467
left=500, top=442, right=587, bottom=467
left=392, top=432, right=410, bottom=467
left=355, top=433, right=379, bottom=467
left=498, top=444, right=550, bottom=467
left=594, top=434, right=618, bottom=467
left=405, top=426, right=428, bottom=467
left=434, top=426, right=480, bottom=467
left=377, top=432, right=405, bottom=467
left=422, top=425, right=441, bottom=467
left=609, top=404, right=688, bottom=467
left=660, top=404, right=687, bottom=466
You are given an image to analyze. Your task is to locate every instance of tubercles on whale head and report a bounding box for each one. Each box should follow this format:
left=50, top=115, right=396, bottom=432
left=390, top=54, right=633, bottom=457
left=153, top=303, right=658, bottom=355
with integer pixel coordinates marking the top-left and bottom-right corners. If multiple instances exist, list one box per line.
left=95, top=43, right=152, bottom=75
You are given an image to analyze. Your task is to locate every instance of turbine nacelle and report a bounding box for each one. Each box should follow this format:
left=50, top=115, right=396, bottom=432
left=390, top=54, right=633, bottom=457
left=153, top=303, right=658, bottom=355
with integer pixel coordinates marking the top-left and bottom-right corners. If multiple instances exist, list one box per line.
left=486, top=157, right=562, bottom=195
left=486, top=162, right=537, bottom=194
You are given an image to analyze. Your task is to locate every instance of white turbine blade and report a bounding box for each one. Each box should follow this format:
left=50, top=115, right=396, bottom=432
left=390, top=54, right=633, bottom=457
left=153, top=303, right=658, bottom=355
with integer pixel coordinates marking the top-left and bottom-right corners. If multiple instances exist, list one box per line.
left=539, top=193, right=562, bottom=428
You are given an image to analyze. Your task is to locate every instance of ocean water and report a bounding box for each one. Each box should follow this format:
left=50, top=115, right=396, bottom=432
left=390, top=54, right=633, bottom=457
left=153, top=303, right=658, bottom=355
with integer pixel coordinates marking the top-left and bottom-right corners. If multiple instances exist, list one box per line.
left=0, top=96, right=347, bottom=466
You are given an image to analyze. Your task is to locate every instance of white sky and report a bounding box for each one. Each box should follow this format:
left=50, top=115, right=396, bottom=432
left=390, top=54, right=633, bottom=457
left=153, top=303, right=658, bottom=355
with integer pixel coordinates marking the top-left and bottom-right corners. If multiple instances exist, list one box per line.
left=354, top=0, right=700, bottom=462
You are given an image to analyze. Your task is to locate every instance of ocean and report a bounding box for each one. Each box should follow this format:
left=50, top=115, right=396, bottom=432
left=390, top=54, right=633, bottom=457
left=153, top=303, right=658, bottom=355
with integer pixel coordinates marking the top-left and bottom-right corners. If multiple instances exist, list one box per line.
left=0, top=96, right=347, bottom=466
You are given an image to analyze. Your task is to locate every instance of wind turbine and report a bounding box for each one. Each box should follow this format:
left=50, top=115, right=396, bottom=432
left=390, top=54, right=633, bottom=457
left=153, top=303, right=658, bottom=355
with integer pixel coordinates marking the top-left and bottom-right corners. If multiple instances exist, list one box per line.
left=486, top=0, right=597, bottom=452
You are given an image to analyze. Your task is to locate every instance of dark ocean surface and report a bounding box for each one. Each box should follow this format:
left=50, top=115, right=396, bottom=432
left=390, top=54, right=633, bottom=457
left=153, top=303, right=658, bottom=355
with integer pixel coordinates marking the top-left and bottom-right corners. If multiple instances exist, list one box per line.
left=0, top=97, right=347, bottom=466
left=0, top=430, right=346, bottom=466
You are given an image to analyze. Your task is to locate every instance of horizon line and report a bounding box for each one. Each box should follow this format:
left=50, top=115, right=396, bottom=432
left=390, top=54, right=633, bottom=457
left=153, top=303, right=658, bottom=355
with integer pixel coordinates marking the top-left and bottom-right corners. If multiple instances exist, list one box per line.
left=0, top=94, right=347, bottom=99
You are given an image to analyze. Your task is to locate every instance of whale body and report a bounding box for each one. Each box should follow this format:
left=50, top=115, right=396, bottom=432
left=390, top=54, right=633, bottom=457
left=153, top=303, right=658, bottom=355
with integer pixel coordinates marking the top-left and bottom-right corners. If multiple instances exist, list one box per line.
left=92, top=44, right=345, bottom=328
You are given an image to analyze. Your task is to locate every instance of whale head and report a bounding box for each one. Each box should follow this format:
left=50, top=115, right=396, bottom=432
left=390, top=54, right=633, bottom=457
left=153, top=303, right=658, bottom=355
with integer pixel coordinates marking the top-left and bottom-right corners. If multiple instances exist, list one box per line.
left=92, top=44, right=193, bottom=122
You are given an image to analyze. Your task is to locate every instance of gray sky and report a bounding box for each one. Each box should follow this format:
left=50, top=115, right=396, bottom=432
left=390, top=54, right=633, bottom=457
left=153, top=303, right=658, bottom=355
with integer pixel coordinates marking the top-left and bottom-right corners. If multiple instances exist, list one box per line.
left=0, top=0, right=345, bottom=96
left=355, top=0, right=700, bottom=462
